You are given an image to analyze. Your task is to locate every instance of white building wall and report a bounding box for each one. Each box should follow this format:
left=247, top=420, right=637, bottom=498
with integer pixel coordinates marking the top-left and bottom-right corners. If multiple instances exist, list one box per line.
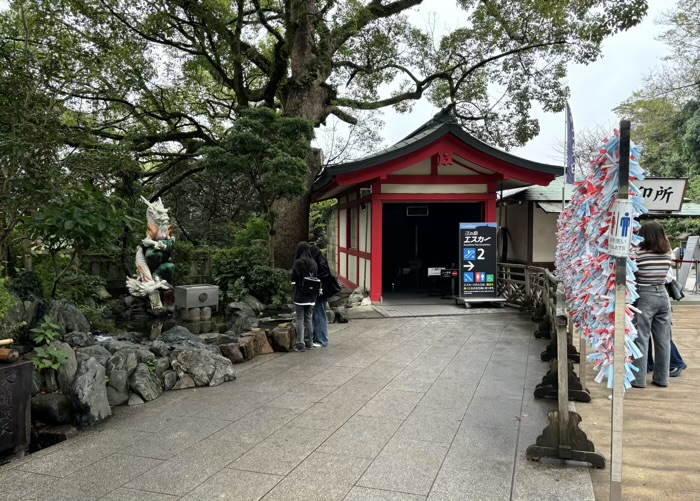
left=532, top=206, right=558, bottom=264
left=327, top=209, right=338, bottom=275
left=359, top=203, right=371, bottom=253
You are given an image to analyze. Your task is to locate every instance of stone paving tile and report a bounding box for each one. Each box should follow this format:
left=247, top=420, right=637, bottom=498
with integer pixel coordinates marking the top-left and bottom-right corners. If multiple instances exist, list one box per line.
left=460, top=394, right=524, bottom=430
left=511, top=456, right=597, bottom=501
left=0, top=469, right=54, bottom=501
left=123, top=417, right=230, bottom=460
left=307, top=365, right=364, bottom=386
left=124, top=456, right=223, bottom=496
left=343, top=487, right=427, bottom=501
left=288, top=400, right=365, bottom=431
left=322, top=376, right=390, bottom=406
left=357, top=389, right=423, bottom=420
left=212, top=405, right=302, bottom=444
left=289, top=382, right=342, bottom=400
left=393, top=404, right=464, bottom=445
left=228, top=425, right=335, bottom=476
left=444, top=426, right=518, bottom=469
left=101, top=488, right=180, bottom=501
left=357, top=438, right=449, bottom=496
left=195, top=390, right=279, bottom=421
left=261, top=452, right=371, bottom=501
left=181, top=469, right=282, bottom=501
left=418, top=380, right=477, bottom=411
left=170, top=435, right=253, bottom=468
left=384, top=370, right=439, bottom=393
left=428, top=458, right=514, bottom=501
left=357, top=361, right=408, bottom=381
left=318, top=415, right=404, bottom=458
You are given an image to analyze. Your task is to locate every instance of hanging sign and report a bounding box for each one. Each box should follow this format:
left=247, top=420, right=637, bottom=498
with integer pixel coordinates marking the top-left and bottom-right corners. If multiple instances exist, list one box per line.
left=608, top=200, right=634, bottom=258
left=427, top=267, right=443, bottom=277
left=637, top=178, right=687, bottom=211
left=459, top=223, right=497, bottom=298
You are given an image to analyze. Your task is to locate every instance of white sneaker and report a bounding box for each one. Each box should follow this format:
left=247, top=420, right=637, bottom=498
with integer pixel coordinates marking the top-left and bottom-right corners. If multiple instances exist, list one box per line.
left=312, top=342, right=322, bottom=347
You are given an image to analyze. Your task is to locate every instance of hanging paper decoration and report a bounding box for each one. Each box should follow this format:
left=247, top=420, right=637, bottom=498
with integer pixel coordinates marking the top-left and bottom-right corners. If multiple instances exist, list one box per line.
left=555, top=130, right=647, bottom=389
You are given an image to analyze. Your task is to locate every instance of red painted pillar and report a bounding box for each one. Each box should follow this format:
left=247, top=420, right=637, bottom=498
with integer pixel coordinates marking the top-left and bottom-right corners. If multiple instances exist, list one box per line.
left=485, top=194, right=497, bottom=223
left=370, top=199, right=383, bottom=302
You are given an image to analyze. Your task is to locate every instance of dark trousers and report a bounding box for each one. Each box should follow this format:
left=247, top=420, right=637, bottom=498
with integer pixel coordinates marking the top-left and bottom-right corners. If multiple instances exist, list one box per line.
left=648, top=336, right=684, bottom=371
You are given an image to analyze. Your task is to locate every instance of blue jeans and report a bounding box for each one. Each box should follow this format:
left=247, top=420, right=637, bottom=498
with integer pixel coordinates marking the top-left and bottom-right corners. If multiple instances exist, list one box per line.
left=632, top=285, right=672, bottom=387
left=313, top=300, right=328, bottom=346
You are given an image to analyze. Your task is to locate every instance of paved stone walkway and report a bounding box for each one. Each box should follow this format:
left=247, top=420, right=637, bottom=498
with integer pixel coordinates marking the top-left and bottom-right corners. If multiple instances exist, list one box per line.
left=1, top=312, right=596, bottom=501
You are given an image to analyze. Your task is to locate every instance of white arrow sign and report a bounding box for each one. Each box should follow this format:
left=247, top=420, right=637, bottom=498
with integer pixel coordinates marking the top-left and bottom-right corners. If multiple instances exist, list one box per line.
left=463, top=261, right=475, bottom=271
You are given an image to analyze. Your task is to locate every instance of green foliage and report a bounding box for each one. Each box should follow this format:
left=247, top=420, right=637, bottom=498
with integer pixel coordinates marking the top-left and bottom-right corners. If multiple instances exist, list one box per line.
left=30, top=316, right=61, bottom=345
left=309, top=200, right=337, bottom=250
left=246, top=266, right=293, bottom=306
left=0, top=278, right=14, bottom=323
left=54, top=272, right=108, bottom=305
left=8, top=271, right=44, bottom=301
left=235, top=217, right=270, bottom=247
left=78, top=305, right=120, bottom=334
left=659, top=218, right=700, bottom=248
left=226, top=277, right=249, bottom=302
left=212, top=242, right=269, bottom=293
left=202, top=108, right=314, bottom=224
left=173, top=240, right=199, bottom=286
left=33, top=345, right=68, bottom=371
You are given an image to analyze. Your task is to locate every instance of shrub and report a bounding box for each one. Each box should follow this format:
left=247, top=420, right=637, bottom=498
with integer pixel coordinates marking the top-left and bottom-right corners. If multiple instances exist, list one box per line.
left=31, top=316, right=61, bottom=345
left=79, top=305, right=121, bottom=334
left=174, top=240, right=200, bottom=286
left=8, top=271, right=44, bottom=301
left=247, top=266, right=292, bottom=306
left=235, top=216, right=270, bottom=247
left=212, top=241, right=268, bottom=292
left=54, top=272, right=109, bottom=306
left=0, top=278, right=15, bottom=323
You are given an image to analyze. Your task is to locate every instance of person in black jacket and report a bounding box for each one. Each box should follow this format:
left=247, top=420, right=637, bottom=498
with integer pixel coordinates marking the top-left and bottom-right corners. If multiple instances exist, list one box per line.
left=310, top=245, right=331, bottom=347
left=291, top=242, right=318, bottom=352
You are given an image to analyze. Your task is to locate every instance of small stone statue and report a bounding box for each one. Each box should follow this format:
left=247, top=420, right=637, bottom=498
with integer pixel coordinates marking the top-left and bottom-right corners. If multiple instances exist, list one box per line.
left=126, top=197, right=175, bottom=311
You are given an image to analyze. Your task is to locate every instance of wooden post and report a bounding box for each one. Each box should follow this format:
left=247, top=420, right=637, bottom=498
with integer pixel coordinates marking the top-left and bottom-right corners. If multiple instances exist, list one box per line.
left=610, top=120, right=631, bottom=501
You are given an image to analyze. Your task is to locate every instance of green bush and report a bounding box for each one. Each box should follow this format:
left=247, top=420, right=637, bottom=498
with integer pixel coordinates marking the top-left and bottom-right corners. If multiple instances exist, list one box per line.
left=54, top=272, right=109, bottom=306
left=247, top=265, right=292, bottom=306
left=0, top=278, right=15, bottom=323
left=235, top=216, right=270, bottom=247
left=658, top=218, right=700, bottom=248
left=212, top=241, right=268, bottom=292
left=79, top=305, right=121, bottom=334
left=8, top=271, right=45, bottom=301
left=174, top=240, right=200, bottom=286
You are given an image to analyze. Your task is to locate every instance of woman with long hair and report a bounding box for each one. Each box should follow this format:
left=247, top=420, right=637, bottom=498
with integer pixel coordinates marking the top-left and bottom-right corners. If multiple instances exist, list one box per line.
left=632, top=221, right=673, bottom=388
left=309, top=245, right=330, bottom=347
left=291, top=242, right=319, bottom=352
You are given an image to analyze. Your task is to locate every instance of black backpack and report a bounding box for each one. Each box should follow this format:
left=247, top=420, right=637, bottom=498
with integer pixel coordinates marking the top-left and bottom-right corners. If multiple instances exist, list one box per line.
left=302, top=276, right=322, bottom=296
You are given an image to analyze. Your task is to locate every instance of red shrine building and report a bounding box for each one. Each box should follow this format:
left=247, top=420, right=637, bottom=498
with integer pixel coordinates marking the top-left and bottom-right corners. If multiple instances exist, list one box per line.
left=311, top=111, right=560, bottom=303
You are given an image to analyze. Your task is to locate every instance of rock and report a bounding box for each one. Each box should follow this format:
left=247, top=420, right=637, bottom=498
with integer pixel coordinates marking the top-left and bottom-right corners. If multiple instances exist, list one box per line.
left=219, top=343, right=244, bottom=364
left=72, top=357, right=111, bottom=426
left=77, top=345, right=111, bottom=366
left=267, top=325, right=296, bottom=352
left=200, top=306, right=212, bottom=320
left=128, top=394, right=145, bottom=406
left=172, top=374, right=195, bottom=390
left=129, top=363, right=163, bottom=402
left=25, top=298, right=45, bottom=328
left=135, top=348, right=155, bottom=364
left=106, top=369, right=129, bottom=406
left=46, top=299, right=90, bottom=334
left=360, top=297, right=372, bottom=306
left=31, top=369, right=43, bottom=396
left=241, top=295, right=265, bottom=315
left=44, top=370, right=59, bottom=393
left=169, top=339, right=221, bottom=355
left=225, top=301, right=257, bottom=333
left=63, top=332, right=96, bottom=348
left=326, top=308, right=336, bottom=324
left=333, top=307, right=349, bottom=323
left=32, top=425, right=79, bottom=451
left=162, top=370, right=178, bottom=391
left=106, top=350, right=138, bottom=378
left=182, top=307, right=201, bottom=322
left=51, top=340, right=77, bottom=395
left=154, top=358, right=170, bottom=379
left=240, top=330, right=273, bottom=357
left=237, top=335, right=256, bottom=361
left=115, top=332, right=141, bottom=343
left=198, top=331, right=239, bottom=346
left=170, top=350, right=236, bottom=387
left=159, top=325, right=201, bottom=344
left=101, top=339, right=140, bottom=354
left=148, top=340, right=170, bottom=358
left=31, top=393, right=74, bottom=425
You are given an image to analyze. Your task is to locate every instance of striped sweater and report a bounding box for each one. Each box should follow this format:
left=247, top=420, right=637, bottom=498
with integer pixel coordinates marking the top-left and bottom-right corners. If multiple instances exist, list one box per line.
left=636, top=250, right=673, bottom=286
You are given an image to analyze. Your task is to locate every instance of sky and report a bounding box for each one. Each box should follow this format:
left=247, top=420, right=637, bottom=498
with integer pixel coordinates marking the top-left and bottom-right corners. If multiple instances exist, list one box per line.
left=374, top=0, right=675, bottom=165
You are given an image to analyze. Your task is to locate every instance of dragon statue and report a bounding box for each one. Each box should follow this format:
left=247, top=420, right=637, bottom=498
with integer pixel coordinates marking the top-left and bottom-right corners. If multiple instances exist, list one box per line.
left=126, top=197, right=175, bottom=311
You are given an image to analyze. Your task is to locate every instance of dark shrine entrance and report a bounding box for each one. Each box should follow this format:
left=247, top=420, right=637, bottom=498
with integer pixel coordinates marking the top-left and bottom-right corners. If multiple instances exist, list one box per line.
left=382, top=202, right=482, bottom=298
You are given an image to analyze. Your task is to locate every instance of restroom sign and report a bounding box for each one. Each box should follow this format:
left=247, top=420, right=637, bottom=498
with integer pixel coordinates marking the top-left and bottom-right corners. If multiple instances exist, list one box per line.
left=460, top=222, right=498, bottom=298
left=608, top=200, right=634, bottom=257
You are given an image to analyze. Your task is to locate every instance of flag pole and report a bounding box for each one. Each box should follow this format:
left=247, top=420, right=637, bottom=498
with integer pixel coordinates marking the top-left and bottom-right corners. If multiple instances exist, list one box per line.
left=562, top=104, right=567, bottom=211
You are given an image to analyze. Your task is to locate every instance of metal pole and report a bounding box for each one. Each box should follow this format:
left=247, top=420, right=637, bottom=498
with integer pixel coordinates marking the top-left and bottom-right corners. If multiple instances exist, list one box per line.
left=610, top=120, right=631, bottom=501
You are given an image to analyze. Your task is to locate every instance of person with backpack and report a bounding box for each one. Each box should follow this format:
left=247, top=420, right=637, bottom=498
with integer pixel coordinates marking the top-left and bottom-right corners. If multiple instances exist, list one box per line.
left=291, top=242, right=320, bottom=352
left=310, top=245, right=340, bottom=347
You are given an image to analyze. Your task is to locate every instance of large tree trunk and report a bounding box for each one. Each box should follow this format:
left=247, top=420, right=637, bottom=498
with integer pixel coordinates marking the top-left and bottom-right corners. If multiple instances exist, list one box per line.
left=273, top=0, right=332, bottom=268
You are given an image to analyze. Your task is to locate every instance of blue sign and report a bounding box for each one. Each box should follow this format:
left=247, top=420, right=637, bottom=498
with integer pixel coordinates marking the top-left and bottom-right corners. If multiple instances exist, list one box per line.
left=463, top=248, right=476, bottom=260
left=464, top=272, right=474, bottom=283
left=460, top=223, right=497, bottom=298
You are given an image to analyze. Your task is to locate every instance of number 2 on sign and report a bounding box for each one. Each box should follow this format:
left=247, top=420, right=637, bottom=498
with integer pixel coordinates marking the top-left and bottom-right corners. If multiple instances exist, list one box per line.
left=477, top=249, right=485, bottom=260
